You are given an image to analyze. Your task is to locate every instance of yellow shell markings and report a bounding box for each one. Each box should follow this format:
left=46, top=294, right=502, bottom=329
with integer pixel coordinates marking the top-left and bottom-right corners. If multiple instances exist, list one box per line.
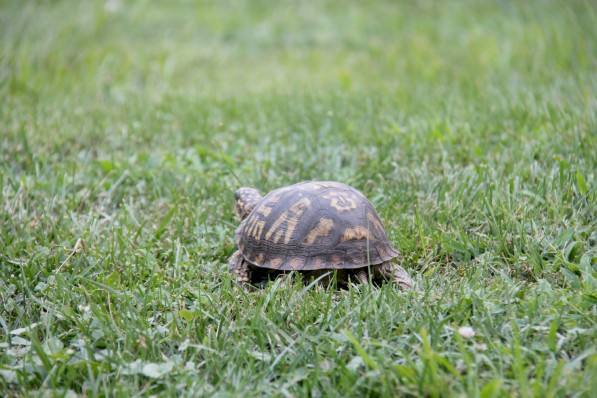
left=349, top=251, right=367, bottom=265
left=289, top=257, right=306, bottom=269
left=311, top=256, right=326, bottom=268
left=367, top=211, right=385, bottom=233
left=297, top=181, right=327, bottom=191
left=256, top=205, right=272, bottom=217
left=243, top=204, right=273, bottom=241
left=272, top=230, right=284, bottom=244
left=253, top=252, right=265, bottom=265
left=269, top=257, right=284, bottom=267
left=377, top=245, right=389, bottom=259
left=322, top=191, right=358, bottom=212
left=249, top=219, right=266, bottom=241
left=244, top=214, right=261, bottom=238
left=303, top=217, right=334, bottom=245
left=282, top=215, right=301, bottom=245
left=317, top=182, right=337, bottom=188
left=331, top=255, right=343, bottom=267
left=341, top=225, right=376, bottom=242
left=264, top=197, right=312, bottom=243
left=308, top=181, right=342, bottom=189
left=246, top=216, right=265, bottom=241
left=264, top=186, right=292, bottom=205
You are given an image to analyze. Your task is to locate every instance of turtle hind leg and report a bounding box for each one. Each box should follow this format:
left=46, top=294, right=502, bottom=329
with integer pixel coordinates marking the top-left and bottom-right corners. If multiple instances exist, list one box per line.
left=228, top=250, right=253, bottom=289
left=376, top=262, right=413, bottom=291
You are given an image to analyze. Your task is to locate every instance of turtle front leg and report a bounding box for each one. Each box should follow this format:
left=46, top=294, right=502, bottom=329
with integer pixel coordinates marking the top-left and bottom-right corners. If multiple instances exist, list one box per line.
left=228, top=250, right=252, bottom=289
left=376, top=262, right=413, bottom=290
left=355, top=269, right=369, bottom=284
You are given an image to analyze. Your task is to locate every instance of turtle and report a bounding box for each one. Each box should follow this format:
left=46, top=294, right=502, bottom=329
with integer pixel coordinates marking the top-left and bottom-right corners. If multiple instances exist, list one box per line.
left=228, top=181, right=413, bottom=290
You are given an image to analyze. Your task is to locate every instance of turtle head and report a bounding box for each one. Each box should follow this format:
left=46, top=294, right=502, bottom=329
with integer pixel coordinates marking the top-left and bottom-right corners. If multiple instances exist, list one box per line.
left=234, top=187, right=263, bottom=221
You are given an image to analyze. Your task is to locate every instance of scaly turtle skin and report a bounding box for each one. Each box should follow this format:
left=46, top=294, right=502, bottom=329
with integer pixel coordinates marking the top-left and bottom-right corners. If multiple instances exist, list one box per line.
left=228, top=181, right=413, bottom=290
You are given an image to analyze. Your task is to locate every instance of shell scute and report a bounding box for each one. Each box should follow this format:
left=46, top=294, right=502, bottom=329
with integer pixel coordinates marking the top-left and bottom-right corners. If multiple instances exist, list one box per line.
left=236, top=181, right=399, bottom=270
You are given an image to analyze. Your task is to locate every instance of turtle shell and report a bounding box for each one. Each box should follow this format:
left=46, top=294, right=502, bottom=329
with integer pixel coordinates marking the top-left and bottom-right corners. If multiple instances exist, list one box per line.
left=235, top=181, right=399, bottom=271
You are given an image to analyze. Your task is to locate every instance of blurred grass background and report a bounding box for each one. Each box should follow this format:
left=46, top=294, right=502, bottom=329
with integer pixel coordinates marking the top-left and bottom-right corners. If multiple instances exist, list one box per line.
left=1, top=0, right=596, bottom=396
left=2, top=0, right=595, bottom=176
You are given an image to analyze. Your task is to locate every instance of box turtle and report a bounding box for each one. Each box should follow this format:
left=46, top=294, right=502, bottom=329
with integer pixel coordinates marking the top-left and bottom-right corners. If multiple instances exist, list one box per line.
left=228, top=181, right=413, bottom=290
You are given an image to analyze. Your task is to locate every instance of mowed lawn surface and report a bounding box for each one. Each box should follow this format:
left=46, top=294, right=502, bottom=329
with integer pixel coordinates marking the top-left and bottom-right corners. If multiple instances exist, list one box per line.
left=1, top=0, right=596, bottom=396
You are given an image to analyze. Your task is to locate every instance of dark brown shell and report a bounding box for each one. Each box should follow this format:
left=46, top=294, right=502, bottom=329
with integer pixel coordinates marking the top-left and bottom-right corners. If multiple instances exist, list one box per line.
left=235, top=181, right=399, bottom=271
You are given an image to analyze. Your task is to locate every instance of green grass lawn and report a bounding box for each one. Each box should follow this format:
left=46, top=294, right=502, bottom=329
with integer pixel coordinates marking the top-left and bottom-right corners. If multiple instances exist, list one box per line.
left=1, top=0, right=596, bottom=396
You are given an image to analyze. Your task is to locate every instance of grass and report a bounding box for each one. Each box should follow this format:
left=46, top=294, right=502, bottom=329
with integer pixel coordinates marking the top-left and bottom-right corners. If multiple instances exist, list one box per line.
left=1, top=0, right=596, bottom=396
